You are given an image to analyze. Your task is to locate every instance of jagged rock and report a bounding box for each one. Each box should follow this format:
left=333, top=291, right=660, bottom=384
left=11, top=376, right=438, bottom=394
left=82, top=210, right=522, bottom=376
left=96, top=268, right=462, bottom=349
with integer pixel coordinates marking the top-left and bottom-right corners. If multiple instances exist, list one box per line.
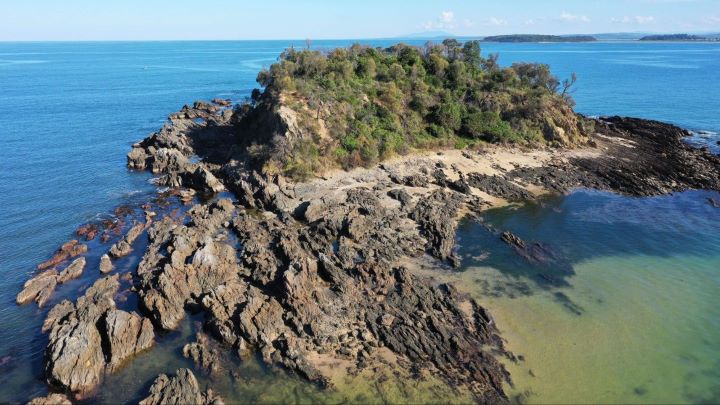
left=76, top=223, right=99, bottom=241
left=16, top=270, right=58, bottom=307
left=27, top=393, right=72, bottom=405
left=37, top=240, right=87, bottom=271
left=466, top=173, right=533, bottom=202
left=99, top=254, right=113, bottom=274
left=411, top=190, right=464, bottom=266
left=136, top=200, right=238, bottom=330
left=45, top=275, right=119, bottom=395
left=108, top=222, right=145, bottom=258
left=57, top=257, right=85, bottom=283
left=183, top=332, right=221, bottom=374
left=139, top=368, right=223, bottom=405
left=102, top=309, right=154, bottom=371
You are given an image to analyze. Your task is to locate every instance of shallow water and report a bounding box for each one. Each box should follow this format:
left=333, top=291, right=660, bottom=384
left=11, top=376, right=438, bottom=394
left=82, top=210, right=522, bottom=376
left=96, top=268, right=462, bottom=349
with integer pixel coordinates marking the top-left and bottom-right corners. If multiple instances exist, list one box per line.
left=446, top=190, right=720, bottom=404
left=1, top=40, right=719, bottom=402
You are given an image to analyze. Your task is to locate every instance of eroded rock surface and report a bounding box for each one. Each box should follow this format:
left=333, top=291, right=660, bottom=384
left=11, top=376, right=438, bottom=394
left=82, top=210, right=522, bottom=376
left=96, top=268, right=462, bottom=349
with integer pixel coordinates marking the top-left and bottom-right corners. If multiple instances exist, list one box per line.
left=27, top=393, right=72, bottom=405
left=44, top=275, right=155, bottom=396
left=139, top=368, right=223, bottom=405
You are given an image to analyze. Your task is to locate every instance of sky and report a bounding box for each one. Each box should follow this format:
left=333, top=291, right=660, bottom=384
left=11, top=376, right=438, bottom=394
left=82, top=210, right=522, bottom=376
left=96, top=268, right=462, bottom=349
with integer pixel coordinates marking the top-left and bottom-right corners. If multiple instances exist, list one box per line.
left=1, top=0, right=719, bottom=41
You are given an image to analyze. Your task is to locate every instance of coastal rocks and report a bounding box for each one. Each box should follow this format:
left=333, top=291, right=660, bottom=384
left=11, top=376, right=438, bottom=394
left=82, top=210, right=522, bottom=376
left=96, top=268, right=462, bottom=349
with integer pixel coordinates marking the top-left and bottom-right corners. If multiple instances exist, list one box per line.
left=57, top=257, right=86, bottom=283
left=139, top=368, right=223, bottom=405
left=43, top=275, right=155, bottom=396
left=183, top=332, right=221, bottom=375
left=108, top=222, right=145, bottom=258
left=76, top=223, right=99, bottom=241
left=27, top=393, right=72, bottom=405
left=466, top=173, right=534, bottom=202
left=411, top=190, right=465, bottom=266
left=136, top=199, right=238, bottom=330
left=16, top=270, right=58, bottom=308
left=102, top=309, right=154, bottom=371
left=99, top=254, right=113, bottom=274
left=37, top=240, right=87, bottom=271
left=45, top=275, right=119, bottom=395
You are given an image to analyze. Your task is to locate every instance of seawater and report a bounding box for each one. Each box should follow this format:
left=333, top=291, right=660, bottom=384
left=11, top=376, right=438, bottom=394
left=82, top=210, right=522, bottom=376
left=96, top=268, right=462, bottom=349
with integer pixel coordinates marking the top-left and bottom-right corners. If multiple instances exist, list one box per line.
left=447, top=190, right=720, bottom=404
left=0, top=40, right=719, bottom=403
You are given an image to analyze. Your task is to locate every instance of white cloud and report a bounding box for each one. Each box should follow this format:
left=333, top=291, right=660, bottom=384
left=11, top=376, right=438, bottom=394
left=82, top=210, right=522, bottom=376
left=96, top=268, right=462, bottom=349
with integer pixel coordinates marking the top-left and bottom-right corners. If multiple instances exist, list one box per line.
left=423, top=10, right=456, bottom=30
left=705, top=15, right=720, bottom=24
left=559, top=12, right=590, bottom=23
left=487, top=17, right=508, bottom=26
left=611, top=15, right=656, bottom=24
left=463, top=19, right=475, bottom=28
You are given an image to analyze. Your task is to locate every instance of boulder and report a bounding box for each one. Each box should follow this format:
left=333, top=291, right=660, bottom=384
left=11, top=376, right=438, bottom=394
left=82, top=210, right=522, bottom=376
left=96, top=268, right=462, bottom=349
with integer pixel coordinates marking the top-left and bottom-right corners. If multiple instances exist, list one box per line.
left=99, top=254, right=113, bottom=274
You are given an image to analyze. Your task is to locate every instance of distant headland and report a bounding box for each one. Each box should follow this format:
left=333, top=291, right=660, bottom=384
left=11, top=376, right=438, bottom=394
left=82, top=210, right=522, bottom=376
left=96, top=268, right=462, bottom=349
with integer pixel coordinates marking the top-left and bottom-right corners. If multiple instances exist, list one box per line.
left=639, top=33, right=719, bottom=41
left=482, top=34, right=597, bottom=43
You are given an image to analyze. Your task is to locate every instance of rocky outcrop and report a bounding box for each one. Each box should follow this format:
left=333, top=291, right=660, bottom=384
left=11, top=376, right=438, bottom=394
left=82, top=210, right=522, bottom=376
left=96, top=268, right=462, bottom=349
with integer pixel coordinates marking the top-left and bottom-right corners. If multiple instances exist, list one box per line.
left=102, top=309, right=154, bottom=371
left=139, top=368, right=223, bottom=405
left=44, top=275, right=155, bottom=396
left=136, top=199, right=238, bottom=330
left=108, top=222, right=145, bottom=258
left=16, top=270, right=58, bottom=308
left=45, top=276, right=119, bottom=395
left=37, top=240, right=87, bottom=271
left=57, top=257, right=85, bottom=283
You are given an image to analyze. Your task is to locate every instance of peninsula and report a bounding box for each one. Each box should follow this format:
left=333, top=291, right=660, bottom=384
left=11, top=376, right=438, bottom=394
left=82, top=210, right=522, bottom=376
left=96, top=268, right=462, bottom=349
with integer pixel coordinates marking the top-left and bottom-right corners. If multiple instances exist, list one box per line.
left=18, top=41, right=720, bottom=404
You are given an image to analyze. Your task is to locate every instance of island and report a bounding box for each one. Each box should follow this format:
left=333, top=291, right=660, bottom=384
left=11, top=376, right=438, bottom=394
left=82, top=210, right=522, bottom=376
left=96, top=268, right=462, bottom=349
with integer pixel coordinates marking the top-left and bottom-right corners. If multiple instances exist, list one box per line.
left=18, top=40, right=720, bottom=404
left=482, top=34, right=597, bottom=42
left=639, top=34, right=714, bottom=41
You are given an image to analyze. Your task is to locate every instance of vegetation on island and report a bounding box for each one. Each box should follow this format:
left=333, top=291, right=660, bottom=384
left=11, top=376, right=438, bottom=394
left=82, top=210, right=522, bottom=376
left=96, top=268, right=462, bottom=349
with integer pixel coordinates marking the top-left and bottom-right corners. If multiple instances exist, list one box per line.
left=240, top=39, right=591, bottom=180
left=639, top=34, right=712, bottom=41
left=482, top=35, right=597, bottom=43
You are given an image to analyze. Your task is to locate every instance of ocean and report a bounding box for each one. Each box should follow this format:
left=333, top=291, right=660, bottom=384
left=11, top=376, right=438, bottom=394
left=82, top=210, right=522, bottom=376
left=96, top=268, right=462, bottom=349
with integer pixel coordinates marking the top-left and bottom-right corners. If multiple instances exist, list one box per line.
left=0, top=40, right=718, bottom=403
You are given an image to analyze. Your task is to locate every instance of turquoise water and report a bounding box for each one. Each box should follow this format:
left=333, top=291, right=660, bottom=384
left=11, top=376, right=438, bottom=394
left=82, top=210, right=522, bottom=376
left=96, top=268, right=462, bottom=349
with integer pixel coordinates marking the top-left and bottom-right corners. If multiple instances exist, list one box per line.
left=0, top=40, right=719, bottom=402
left=448, top=190, right=720, bottom=404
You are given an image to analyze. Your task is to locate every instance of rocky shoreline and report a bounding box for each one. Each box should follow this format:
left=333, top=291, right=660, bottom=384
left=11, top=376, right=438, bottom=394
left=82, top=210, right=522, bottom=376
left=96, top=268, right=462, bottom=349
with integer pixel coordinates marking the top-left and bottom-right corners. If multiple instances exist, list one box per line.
left=16, top=99, right=720, bottom=403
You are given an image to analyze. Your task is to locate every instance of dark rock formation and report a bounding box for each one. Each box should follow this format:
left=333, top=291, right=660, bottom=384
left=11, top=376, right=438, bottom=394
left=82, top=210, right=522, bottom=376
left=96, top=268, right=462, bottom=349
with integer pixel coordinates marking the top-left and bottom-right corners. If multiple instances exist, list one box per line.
left=139, top=368, right=223, bottom=405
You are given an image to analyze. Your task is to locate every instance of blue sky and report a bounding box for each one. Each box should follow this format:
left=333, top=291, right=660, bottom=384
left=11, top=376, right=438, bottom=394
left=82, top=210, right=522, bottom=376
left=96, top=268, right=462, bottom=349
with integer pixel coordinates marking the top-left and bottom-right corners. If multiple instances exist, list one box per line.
left=1, top=0, right=719, bottom=41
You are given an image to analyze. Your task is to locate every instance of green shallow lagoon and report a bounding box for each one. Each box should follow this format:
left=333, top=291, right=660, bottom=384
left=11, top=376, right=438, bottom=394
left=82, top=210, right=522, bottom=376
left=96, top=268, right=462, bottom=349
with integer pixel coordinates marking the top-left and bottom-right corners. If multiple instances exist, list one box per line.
left=442, top=189, right=720, bottom=404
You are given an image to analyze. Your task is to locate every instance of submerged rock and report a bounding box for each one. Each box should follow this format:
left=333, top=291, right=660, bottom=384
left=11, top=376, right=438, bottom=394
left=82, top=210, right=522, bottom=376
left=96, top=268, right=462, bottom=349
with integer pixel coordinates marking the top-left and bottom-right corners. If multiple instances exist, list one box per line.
left=37, top=240, right=87, bottom=271
left=139, top=368, right=223, bottom=405
left=108, top=222, right=145, bottom=258
left=16, top=270, right=58, bottom=308
left=27, top=393, right=72, bottom=405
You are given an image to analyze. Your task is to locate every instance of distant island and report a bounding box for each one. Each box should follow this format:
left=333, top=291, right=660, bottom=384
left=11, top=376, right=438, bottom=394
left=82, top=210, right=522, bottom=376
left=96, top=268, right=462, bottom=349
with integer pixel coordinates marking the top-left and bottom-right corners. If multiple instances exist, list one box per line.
left=482, top=34, right=597, bottom=43
left=639, top=34, right=715, bottom=41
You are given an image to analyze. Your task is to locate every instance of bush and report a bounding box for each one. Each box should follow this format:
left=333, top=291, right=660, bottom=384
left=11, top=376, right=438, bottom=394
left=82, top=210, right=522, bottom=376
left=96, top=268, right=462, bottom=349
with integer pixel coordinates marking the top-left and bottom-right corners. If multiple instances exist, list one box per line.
left=247, top=39, right=584, bottom=179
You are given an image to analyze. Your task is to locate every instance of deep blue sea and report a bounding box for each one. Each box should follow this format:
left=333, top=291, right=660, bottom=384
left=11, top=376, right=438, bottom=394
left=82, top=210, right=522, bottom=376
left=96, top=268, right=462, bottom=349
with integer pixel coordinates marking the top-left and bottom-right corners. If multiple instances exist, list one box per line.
left=0, top=40, right=719, bottom=403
